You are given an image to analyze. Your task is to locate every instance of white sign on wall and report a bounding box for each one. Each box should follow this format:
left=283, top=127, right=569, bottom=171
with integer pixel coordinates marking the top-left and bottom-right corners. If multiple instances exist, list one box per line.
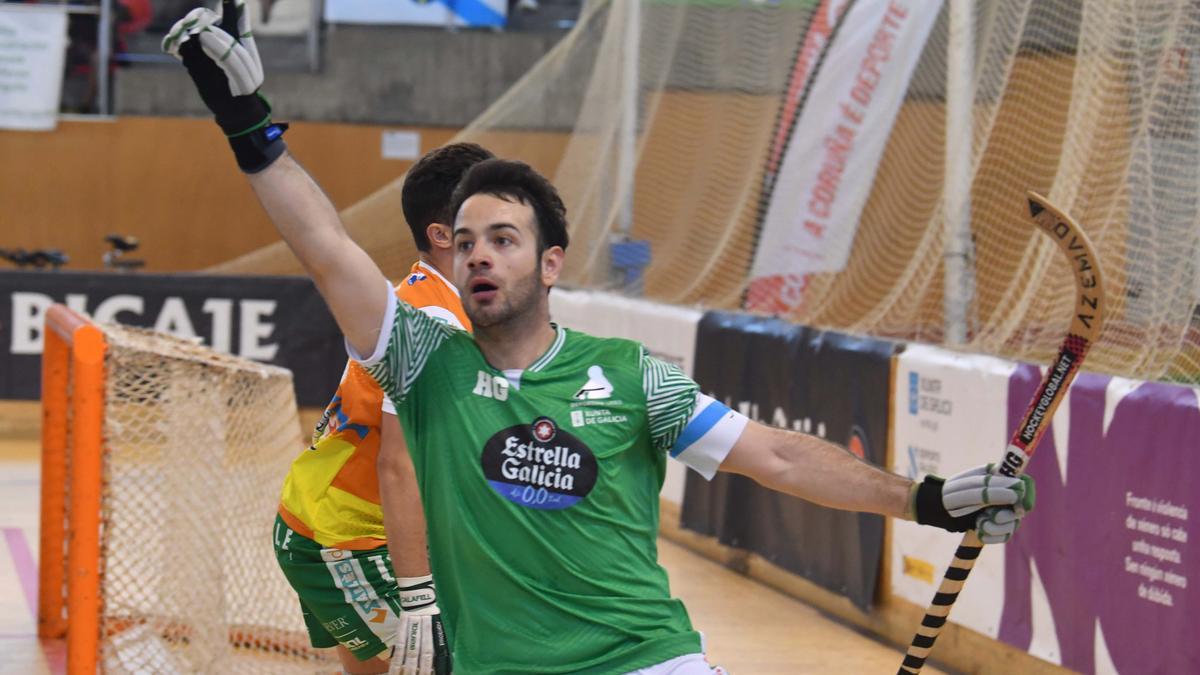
left=324, top=0, right=505, bottom=28
left=381, top=130, right=421, bottom=160
left=0, top=6, right=67, bottom=131
left=889, top=344, right=1018, bottom=637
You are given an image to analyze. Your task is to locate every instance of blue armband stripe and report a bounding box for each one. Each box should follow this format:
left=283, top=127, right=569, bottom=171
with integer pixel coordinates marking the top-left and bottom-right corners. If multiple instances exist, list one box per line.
left=670, top=399, right=730, bottom=458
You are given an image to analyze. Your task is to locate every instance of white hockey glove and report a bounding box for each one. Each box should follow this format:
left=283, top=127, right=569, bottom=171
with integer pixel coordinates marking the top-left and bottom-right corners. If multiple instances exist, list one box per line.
left=162, top=0, right=286, bottom=172
left=909, top=464, right=1036, bottom=545
left=388, top=576, right=452, bottom=675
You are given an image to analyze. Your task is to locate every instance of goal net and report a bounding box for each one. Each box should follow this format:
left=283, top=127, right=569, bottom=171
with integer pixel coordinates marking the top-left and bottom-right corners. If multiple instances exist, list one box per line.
left=38, top=305, right=330, bottom=673
left=213, top=0, right=1200, bottom=384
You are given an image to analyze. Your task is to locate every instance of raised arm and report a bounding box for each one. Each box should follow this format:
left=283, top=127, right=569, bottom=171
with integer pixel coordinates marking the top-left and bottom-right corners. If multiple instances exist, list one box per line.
left=163, top=0, right=386, bottom=356
left=246, top=154, right=388, bottom=356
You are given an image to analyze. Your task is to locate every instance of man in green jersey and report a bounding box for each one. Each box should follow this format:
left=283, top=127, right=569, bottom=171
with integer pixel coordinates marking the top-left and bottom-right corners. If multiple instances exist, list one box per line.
left=166, top=8, right=1034, bottom=673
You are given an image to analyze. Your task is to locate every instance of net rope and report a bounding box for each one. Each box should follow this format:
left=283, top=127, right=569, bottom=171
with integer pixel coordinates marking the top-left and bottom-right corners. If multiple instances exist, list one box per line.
left=89, top=322, right=330, bottom=673
left=212, top=0, right=1200, bottom=383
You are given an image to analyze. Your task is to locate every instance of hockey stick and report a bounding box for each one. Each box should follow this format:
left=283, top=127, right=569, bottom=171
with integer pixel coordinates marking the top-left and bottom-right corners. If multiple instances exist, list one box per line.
left=897, top=191, right=1106, bottom=674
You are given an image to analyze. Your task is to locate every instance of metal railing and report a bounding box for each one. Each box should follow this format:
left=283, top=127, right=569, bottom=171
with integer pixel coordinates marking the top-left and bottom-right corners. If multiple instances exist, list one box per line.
left=3, top=0, right=322, bottom=117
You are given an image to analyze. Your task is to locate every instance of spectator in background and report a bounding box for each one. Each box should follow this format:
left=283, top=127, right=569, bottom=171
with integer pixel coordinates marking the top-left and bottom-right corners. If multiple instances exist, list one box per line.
left=118, top=0, right=152, bottom=37
left=59, top=0, right=153, bottom=113
left=61, top=1, right=100, bottom=112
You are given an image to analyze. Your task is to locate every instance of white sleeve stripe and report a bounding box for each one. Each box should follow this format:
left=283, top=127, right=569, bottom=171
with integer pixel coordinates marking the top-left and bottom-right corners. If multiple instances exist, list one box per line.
left=380, top=397, right=397, bottom=415
left=347, top=281, right=398, bottom=366
left=670, top=394, right=749, bottom=481
left=418, top=305, right=465, bottom=330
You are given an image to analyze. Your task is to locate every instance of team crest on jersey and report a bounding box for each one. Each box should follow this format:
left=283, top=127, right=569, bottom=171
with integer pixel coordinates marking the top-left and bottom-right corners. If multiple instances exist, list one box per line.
left=573, top=365, right=613, bottom=400
left=405, top=272, right=428, bottom=286
left=569, top=366, right=627, bottom=428
left=480, top=418, right=598, bottom=510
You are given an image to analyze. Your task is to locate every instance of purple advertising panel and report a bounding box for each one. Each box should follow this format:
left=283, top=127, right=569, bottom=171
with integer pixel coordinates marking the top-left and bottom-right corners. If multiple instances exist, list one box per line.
left=999, top=368, right=1198, bottom=673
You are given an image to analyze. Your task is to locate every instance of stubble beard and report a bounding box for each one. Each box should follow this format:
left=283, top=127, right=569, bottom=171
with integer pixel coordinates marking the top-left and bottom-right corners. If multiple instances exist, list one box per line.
left=465, top=265, right=544, bottom=330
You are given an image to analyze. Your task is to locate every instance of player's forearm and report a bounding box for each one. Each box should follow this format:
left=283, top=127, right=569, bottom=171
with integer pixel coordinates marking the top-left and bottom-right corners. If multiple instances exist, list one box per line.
left=378, top=419, right=432, bottom=577
left=246, top=151, right=351, bottom=277
left=246, top=152, right=389, bottom=356
left=381, top=490, right=432, bottom=577
left=727, top=424, right=913, bottom=519
left=380, top=475, right=432, bottom=576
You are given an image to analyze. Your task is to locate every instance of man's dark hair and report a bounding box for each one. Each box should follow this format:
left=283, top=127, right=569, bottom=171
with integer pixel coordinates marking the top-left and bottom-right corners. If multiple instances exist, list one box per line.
left=402, top=143, right=495, bottom=252
left=449, top=159, right=570, bottom=253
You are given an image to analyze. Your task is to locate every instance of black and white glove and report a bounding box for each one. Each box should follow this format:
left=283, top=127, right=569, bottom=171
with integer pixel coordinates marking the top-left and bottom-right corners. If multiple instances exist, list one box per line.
left=909, top=464, right=1036, bottom=545
left=162, top=0, right=287, bottom=173
left=388, top=576, right=452, bottom=675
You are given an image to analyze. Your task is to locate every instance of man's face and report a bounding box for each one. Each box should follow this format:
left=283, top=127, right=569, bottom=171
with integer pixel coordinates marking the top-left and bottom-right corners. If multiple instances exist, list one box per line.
left=452, top=193, right=549, bottom=328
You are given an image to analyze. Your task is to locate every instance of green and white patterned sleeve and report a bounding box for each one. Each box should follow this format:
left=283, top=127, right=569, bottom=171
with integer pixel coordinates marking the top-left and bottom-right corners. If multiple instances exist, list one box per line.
left=642, top=349, right=700, bottom=452
left=642, top=348, right=749, bottom=480
left=349, top=281, right=456, bottom=403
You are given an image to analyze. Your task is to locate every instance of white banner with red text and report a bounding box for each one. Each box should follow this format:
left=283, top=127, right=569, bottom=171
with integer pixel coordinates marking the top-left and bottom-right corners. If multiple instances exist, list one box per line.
left=746, top=0, right=938, bottom=313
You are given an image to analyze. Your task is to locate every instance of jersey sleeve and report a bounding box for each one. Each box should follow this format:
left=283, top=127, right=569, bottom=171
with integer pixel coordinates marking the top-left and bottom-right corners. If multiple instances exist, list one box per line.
left=349, top=281, right=457, bottom=404
left=376, top=304, right=465, bottom=416
left=641, top=350, right=749, bottom=480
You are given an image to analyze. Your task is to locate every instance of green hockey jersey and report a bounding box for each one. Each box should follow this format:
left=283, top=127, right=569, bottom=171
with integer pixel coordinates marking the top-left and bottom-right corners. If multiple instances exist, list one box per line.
left=359, top=290, right=747, bottom=674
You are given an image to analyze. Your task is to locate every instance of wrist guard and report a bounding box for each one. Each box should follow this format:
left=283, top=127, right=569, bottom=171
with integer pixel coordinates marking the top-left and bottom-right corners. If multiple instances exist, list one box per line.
left=912, top=475, right=977, bottom=533
left=228, top=120, right=289, bottom=173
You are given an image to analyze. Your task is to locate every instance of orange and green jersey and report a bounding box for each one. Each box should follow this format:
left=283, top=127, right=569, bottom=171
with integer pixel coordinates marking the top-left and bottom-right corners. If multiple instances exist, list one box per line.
left=278, top=261, right=470, bottom=549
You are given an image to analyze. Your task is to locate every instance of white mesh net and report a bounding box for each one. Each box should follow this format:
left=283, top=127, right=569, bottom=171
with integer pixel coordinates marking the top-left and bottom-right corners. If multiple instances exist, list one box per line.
left=213, top=0, right=1200, bottom=383
left=91, top=322, right=329, bottom=673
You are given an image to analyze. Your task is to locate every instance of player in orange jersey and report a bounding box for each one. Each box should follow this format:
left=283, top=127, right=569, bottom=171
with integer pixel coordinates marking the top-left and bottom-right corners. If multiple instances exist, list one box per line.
left=271, top=142, right=493, bottom=674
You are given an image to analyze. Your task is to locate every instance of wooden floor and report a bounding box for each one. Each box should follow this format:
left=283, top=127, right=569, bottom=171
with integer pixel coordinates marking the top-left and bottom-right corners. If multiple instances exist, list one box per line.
left=0, top=433, right=942, bottom=674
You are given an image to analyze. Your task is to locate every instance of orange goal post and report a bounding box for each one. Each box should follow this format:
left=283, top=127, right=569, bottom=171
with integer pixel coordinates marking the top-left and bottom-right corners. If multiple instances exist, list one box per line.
left=37, top=304, right=331, bottom=673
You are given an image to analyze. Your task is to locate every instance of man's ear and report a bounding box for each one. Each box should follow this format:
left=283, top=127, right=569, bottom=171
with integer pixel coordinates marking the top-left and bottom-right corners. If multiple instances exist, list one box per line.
left=426, top=223, right=453, bottom=251
left=541, top=246, right=565, bottom=287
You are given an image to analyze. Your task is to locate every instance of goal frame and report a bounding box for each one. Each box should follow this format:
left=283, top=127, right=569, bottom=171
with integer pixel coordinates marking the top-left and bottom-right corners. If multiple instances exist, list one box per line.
left=36, top=303, right=326, bottom=673
left=38, top=303, right=106, bottom=673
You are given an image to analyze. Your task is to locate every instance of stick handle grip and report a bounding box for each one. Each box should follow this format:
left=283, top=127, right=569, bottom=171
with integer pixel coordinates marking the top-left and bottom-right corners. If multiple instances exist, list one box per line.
left=897, top=531, right=983, bottom=674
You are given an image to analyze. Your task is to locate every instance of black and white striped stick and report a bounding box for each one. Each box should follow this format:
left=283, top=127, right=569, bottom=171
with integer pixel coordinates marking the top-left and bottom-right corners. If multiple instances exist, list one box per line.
left=898, top=192, right=1106, bottom=674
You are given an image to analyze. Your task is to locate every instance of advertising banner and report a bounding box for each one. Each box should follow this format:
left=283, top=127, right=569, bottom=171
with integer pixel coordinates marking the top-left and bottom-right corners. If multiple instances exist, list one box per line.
left=0, top=6, right=67, bottom=131
left=324, top=0, right=505, bottom=29
left=761, top=0, right=851, bottom=206
left=745, top=0, right=939, bottom=313
left=681, top=311, right=895, bottom=610
left=998, top=367, right=1198, bottom=673
left=0, top=271, right=343, bottom=406
left=550, top=288, right=702, bottom=505
left=891, top=344, right=1199, bottom=673
left=889, top=345, right=1018, bottom=636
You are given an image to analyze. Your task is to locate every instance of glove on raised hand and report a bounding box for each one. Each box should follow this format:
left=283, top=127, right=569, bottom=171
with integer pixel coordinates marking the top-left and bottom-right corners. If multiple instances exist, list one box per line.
left=388, top=576, right=452, bottom=675
left=162, top=0, right=287, bottom=172
left=909, top=464, right=1036, bottom=544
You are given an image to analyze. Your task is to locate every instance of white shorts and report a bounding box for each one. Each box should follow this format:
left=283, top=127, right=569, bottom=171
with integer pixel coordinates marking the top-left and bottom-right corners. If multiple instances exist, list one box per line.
left=624, top=653, right=724, bottom=675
